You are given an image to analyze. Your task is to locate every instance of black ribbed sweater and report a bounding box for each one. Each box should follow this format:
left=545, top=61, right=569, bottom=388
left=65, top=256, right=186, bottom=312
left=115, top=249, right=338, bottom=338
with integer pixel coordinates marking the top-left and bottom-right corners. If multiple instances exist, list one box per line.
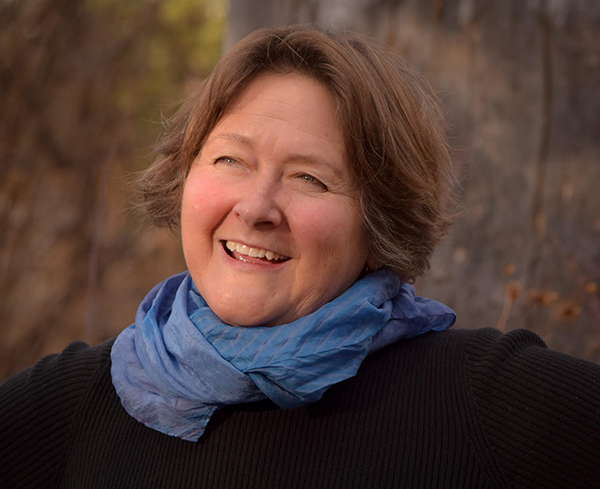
left=1, top=328, right=600, bottom=488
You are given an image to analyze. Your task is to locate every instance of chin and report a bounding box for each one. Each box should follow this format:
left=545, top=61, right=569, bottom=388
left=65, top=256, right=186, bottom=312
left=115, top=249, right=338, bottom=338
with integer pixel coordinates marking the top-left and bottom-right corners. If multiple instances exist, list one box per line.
left=218, top=299, right=317, bottom=327
left=217, top=312, right=283, bottom=328
left=209, top=300, right=287, bottom=328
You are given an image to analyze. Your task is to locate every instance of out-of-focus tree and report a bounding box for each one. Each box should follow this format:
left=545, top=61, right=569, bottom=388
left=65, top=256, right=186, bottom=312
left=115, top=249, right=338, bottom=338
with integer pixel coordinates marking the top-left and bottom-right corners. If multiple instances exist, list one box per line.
left=224, top=0, right=600, bottom=361
left=2, top=0, right=599, bottom=383
left=0, top=0, right=226, bottom=380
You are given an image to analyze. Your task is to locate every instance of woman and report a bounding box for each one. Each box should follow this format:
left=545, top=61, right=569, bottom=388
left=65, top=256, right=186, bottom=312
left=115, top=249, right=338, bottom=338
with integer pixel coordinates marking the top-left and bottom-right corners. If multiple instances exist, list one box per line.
left=2, top=26, right=599, bottom=489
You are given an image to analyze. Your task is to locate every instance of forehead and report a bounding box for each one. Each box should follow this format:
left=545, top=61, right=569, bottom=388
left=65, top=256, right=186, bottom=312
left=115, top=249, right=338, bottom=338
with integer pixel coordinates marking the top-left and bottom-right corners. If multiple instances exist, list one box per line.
left=207, top=73, right=346, bottom=158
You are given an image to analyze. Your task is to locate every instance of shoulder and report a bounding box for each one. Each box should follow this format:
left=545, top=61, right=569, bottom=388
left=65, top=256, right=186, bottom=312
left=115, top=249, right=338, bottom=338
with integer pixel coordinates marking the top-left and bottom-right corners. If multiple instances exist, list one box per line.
left=354, top=328, right=600, bottom=488
left=1, top=339, right=115, bottom=413
left=441, top=327, right=600, bottom=425
left=0, top=339, right=115, bottom=488
left=375, top=326, right=600, bottom=447
left=372, top=325, right=599, bottom=381
left=382, top=327, right=600, bottom=488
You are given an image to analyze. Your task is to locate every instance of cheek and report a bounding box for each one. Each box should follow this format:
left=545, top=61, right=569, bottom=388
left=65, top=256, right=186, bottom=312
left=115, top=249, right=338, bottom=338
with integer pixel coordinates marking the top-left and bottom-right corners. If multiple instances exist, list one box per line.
left=183, top=173, right=225, bottom=225
left=292, top=201, right=368, bottom=264
left=181, top=174, right=231, bottom=257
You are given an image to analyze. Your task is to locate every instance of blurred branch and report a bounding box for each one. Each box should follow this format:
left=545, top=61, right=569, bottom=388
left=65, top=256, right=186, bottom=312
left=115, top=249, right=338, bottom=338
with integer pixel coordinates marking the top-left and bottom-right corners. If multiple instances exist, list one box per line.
left=84, top=114, right=129, bottom=344
left=525, top=0, right=554, bottom=293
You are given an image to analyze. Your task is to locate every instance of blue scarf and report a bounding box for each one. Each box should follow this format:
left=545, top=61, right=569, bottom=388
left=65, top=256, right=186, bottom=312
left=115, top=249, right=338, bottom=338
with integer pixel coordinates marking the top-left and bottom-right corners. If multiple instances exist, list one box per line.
left=111, top=271, right=455, bottom=442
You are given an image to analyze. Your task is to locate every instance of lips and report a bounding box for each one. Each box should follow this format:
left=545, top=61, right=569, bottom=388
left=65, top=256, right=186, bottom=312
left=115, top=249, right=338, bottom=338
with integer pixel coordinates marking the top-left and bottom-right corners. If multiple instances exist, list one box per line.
left=223, top=240, right=291, bottom=263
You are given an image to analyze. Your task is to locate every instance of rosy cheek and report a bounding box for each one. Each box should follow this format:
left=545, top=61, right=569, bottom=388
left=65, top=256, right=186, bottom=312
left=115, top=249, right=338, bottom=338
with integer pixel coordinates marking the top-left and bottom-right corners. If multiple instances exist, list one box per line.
left=185, top=177, right=227, bottom=220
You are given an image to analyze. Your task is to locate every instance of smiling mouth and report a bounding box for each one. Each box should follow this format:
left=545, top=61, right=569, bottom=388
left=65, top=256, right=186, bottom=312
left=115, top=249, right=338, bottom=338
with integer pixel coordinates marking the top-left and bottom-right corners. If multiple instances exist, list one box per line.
left=223, top=240, right=291, bottom=263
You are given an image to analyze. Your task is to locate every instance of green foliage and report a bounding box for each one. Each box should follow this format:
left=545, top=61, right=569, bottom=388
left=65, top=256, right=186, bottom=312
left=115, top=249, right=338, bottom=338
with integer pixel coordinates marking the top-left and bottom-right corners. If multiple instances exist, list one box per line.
left=86, top=0, right=227, bottom=164
left=160, top=0, right=226, bottom=73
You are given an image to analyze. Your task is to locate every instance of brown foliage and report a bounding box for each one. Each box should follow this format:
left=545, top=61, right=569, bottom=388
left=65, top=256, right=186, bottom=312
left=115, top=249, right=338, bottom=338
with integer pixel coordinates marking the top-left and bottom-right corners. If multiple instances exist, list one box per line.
left=0, top=0, right=223, bottom=380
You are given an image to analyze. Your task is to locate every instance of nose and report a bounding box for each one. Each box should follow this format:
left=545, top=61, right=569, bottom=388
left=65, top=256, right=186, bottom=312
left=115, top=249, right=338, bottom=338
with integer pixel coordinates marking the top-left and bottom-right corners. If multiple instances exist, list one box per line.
left=233, top=178, right=283, bottom=229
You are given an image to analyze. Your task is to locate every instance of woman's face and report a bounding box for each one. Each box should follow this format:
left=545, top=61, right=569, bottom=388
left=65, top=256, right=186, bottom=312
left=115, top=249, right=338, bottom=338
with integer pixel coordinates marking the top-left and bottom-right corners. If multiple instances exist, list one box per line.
left=181, top=73, right=370, bottom=327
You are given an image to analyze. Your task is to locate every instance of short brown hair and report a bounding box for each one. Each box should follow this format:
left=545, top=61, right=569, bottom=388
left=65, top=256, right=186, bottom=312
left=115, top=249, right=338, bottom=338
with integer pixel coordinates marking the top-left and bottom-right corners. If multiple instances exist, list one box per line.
left=138, top=25, right=456, bottom=282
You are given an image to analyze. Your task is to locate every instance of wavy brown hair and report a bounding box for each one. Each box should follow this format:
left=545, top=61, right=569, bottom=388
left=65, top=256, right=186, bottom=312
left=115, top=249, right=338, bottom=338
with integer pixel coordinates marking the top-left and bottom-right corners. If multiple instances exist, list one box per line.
left=138, top=25, right=456, bottom=282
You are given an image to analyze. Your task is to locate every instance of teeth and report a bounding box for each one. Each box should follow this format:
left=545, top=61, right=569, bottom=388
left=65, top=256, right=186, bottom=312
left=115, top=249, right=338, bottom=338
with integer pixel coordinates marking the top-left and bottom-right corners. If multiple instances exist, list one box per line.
left=225, top=241, right=288, bottom=261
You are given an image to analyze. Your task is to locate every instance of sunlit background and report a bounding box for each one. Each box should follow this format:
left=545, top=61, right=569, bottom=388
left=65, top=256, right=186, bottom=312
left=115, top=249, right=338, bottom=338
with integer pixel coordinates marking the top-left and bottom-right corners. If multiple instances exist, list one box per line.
left=1, top=0, right=599, bottom=380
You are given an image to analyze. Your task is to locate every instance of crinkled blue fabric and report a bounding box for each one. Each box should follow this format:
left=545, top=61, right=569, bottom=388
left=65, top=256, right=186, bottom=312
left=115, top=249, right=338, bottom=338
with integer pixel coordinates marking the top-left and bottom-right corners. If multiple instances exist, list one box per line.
left=111, top=270, right=455, bottom=442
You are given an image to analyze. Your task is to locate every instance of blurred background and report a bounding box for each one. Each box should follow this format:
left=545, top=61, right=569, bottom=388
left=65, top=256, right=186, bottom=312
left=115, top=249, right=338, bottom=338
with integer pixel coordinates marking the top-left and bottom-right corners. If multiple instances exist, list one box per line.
left=1, top=0, right=599, bottom=381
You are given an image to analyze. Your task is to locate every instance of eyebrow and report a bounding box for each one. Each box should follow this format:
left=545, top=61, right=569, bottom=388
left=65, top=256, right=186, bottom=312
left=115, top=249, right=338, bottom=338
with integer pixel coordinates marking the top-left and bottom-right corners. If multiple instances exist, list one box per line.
left=282, top=153, right=344, bottom=178
left=207, top=132, right=345, bottom=178
left=208, top=132, right=253, bottom=146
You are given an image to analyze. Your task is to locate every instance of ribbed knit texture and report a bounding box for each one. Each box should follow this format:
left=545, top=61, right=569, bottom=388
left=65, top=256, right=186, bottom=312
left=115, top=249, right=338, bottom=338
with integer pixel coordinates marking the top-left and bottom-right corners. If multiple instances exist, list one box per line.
left=2, top=328, right=600, bottom=488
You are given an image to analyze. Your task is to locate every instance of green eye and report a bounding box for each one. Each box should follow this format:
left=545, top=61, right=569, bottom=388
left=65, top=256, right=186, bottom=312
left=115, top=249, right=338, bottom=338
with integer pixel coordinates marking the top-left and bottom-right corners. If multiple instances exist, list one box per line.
left=299, top=174, right=328, bottom=191
left=216, top=156, right=236, bottom=164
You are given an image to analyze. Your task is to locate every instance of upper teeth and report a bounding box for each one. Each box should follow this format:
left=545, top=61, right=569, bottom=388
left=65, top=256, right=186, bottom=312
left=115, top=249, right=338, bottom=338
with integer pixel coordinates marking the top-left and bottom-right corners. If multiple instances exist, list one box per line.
left=225, top=241, right=288, bottom=261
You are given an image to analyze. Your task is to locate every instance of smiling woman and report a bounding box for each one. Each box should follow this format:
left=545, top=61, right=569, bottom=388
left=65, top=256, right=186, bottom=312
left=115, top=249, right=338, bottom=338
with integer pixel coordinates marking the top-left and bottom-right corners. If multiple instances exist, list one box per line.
left=182, top=74, right=370, bottom=327
left=140, top=26, right=455, bottom=284
left=2, top=25, right=600, bottom=489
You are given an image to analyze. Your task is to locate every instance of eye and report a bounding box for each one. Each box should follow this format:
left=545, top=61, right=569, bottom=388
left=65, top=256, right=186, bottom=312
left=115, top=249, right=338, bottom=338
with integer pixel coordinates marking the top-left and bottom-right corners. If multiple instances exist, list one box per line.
left=298, top=173, right=328, bottom=191
left=215, top=156, right=237, bottom=165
